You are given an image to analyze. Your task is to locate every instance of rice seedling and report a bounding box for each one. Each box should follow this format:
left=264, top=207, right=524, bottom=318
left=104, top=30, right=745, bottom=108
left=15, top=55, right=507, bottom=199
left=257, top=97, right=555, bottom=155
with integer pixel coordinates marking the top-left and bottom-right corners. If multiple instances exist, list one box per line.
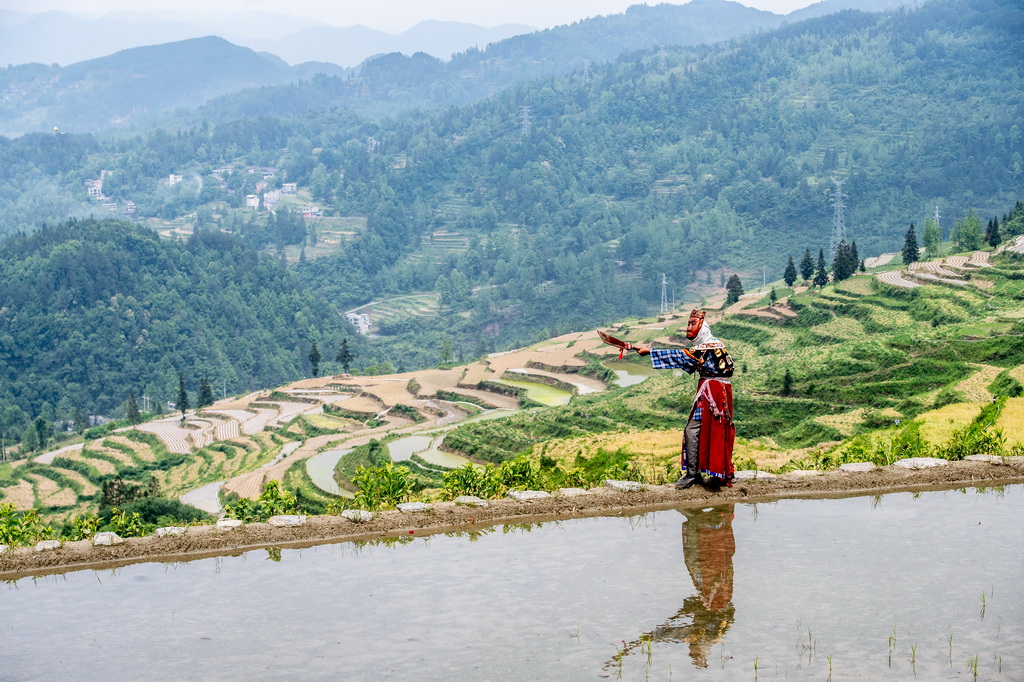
left=966, top=653, right=979, bottom=680
left=753, top=655, right=759, bottom=681
left=979, top=591, right=986, bottom=620
left=948, top=632, right=954, bottom=665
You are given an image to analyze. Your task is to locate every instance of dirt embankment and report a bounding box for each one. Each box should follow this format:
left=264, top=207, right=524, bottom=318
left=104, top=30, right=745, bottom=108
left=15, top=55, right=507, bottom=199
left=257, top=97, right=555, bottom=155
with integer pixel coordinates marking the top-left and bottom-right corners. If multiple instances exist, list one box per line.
left=2, top=459, right=1022, bottom=580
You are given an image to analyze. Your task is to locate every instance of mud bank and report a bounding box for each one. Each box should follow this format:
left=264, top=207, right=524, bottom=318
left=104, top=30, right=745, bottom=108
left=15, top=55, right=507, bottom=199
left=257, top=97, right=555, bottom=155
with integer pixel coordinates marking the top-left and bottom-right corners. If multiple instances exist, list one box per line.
left=3, top=458, right=1022, bottom=579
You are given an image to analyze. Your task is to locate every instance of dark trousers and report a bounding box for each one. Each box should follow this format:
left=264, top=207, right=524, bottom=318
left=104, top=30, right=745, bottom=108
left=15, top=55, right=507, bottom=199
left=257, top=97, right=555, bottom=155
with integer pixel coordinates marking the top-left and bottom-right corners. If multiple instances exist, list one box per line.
left=683, top=415, right=700, bottom=473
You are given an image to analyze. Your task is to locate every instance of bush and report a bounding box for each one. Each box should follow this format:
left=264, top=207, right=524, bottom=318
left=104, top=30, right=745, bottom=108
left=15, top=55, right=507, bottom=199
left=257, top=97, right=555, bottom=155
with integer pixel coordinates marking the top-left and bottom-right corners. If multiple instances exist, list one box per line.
left=351, top=464, right=413, bottom=511
left=443, top=464, right=501, bottom=499
left=117, top=497, right=211, bottom=526
left=495, top=456, right=541, bottom=491
left=989, top=370, right=1023, bottom=398
left=0, top=503, right=55, bottom=547
left=223, top=480, right=301, bottom=522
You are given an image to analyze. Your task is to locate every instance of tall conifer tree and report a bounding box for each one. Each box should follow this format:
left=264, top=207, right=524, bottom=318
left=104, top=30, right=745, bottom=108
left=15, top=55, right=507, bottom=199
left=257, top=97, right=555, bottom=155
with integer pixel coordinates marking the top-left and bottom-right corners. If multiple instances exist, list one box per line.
left=902, top=224, right=920, bottom=265
left=800, top=248, right=815, bottom=281
left=783, top=256, right=797, bottom=287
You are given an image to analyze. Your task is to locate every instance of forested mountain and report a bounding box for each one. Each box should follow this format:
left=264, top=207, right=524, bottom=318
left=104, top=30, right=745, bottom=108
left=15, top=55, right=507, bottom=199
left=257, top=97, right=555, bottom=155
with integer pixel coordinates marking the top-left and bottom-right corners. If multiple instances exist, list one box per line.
left=0, top=0, right=1020, bottom=436
left=0, top=37, right=346, bottom=137
left=0, top=219, right=360, bottom=428
left=189, top=0, right=790, bottom=124
left=0, top=0, right=910, bottom=137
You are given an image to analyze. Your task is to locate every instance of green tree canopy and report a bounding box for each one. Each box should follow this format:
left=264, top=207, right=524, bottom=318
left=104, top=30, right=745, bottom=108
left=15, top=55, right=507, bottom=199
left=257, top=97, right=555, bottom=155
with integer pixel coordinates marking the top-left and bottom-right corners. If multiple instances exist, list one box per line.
left=725, top=274, right=744, bottom=304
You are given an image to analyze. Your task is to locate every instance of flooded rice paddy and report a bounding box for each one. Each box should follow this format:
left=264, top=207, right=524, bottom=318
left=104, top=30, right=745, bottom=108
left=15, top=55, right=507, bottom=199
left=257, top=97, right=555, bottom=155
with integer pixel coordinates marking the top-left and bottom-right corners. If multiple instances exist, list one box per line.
left=603, top=360, right=659, bottom=387
left=495, top=377, right=574, bottom=406
left=2, top=485, right=1020, bottom=680
left=305, top=448, right=351, bottom=496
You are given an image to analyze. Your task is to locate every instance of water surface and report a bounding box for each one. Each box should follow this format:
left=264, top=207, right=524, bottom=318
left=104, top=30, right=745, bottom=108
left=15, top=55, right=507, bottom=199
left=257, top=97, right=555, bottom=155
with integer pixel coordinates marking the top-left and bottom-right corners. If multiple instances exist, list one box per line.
left=305, top=448, right=352, bottom=496
left=494, top=378, right=573, bottom=406
left=603, top=360, right=659, bottom=387
left=2, top=486, right=1020, bottom=681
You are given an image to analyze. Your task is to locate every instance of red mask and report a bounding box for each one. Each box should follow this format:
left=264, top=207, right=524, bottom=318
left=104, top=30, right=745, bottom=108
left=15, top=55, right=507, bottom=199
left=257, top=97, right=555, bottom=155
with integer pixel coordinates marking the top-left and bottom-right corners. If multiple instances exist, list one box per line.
left=686, top=311, right=705, bottom=339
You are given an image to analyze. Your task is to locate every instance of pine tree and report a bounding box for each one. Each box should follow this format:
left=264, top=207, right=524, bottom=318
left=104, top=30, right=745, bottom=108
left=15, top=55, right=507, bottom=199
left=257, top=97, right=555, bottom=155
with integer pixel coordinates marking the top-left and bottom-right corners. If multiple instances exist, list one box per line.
left=126, top=392, right=142, bottom=425
left=902, top=224, right=920, bottom=265
left=799, top=248, right=815, bottom=281
left=988, top=216, right=1001, bottom=248
left=813, top=249, right=828, bottom=287
left=783, top=256, right=797, bottom=287
left=197, top=377, right=214, bottom=408
left=832, top=240, right=854, bottom=281
left=725, top=274, right=744, bottom=304
left=176, top=373, right=189, bottom=420
left=309, top=342, right=322, bottom=377
left=782, top=368, right=793, bottom=395
left=769, top=287, right=777, bottom=305
left=336, top=338, right=355, bottom=374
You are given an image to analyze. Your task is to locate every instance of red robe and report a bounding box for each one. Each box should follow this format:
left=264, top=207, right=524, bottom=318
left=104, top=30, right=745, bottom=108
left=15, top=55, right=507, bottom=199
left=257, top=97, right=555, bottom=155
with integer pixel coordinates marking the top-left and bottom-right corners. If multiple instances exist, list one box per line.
left=692, top=378, right=735, bottom=483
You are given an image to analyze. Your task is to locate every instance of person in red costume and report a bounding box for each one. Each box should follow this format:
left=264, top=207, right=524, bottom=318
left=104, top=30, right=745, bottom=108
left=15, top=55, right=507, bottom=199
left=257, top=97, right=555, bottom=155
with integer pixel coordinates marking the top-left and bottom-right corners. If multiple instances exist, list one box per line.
left=611, top=310, right=735, bottom=489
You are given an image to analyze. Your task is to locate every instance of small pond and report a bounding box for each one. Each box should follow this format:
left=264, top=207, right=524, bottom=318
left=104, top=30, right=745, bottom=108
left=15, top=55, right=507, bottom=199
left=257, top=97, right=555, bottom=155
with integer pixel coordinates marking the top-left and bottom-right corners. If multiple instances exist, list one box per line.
left=495, top=377, right=573, bottom=406
left=603, top=359, right=660, bottom=387
left=387, top=435, right=433, bottom=462
left=178, top=480, right=224, bottom=515
left=385, top=434, right=471, bottom=469
left=2, top=485, right=1020, bottom=680
left=305, top=448, right=353, bottom=497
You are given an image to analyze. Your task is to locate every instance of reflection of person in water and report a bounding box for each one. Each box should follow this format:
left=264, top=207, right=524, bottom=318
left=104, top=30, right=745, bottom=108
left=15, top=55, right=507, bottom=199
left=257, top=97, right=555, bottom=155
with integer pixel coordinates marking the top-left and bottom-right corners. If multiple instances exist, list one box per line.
left=608, top=505, right=736, bottom=670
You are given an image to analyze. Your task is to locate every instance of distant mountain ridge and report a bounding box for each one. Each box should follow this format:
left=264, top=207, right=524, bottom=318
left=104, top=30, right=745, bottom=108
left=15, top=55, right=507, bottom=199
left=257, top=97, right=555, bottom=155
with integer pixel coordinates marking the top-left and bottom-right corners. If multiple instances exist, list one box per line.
left=0, top=0, right=921, bottom=136
left=0, top=10, right=534, bottom=68
left=0, top=0, right=917, bottom=69
left=0, top=36, right=346, bottom=136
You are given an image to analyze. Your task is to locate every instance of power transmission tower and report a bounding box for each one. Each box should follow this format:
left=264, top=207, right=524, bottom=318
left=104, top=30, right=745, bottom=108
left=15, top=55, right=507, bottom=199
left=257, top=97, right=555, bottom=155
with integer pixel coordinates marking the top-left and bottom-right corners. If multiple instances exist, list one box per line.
left=519, top=106, right=532, bottom=139
left=828, top=177, right=848, bottom=263
left=658, top=48, right=669, bottom=73
left=934, top=205, right=942, bottom=232
left=581, top=60, right=591, bottom=83
left=660, top=273, right=669, bottom=315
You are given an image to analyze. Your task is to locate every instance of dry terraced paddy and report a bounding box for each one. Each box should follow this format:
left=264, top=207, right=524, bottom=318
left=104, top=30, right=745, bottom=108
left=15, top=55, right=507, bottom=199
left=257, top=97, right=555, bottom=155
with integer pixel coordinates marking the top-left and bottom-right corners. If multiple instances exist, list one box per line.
left=813, top=408, right=880, bottom=437
left=953, top=363, right=1002, bottom=402
left=917, top=402, right=983, bottom=445
left=995, top=397, right=1024, bottom=442
left=1, top=480, right=35, bottom=509
left=70, top=451, right=117, bottom=475
left=876, top=269, right=920, bottom=288
left=48, top=468, right=99, bottom=497
left=810, top=316, right=865, bottom=341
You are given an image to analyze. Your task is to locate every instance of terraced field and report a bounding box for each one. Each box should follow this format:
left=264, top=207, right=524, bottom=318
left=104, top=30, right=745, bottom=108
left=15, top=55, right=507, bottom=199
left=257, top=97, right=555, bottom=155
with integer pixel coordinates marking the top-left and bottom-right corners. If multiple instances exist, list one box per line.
left=8, top=246, right=1024, bottom=524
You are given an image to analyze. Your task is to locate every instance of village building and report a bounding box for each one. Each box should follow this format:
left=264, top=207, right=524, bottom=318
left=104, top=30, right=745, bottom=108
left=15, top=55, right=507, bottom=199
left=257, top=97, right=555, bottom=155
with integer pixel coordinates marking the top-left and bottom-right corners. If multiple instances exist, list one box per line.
left=345, top=312, right=371, bottom=335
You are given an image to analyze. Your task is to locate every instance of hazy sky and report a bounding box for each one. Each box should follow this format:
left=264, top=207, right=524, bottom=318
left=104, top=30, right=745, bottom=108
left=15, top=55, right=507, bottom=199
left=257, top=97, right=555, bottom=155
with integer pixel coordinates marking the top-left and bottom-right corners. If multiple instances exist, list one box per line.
left=4, top=0, right=821, bottom=32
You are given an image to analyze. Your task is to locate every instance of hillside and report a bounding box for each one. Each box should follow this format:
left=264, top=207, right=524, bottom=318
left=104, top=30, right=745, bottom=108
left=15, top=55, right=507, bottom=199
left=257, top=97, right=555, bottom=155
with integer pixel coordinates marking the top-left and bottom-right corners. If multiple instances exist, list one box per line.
left=0, top=0, right=914, bottom=136
left=0, top=219, right=361, bottom=421
left=4, top=230, right=1024, bottom=531
left=0, top=0, right=1019, bottom=408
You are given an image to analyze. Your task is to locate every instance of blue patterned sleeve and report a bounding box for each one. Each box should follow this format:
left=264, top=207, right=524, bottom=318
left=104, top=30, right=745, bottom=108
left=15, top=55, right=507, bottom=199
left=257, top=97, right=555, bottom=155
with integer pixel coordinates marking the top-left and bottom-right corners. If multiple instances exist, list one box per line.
left=649, top=348, right=698, bottom=373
